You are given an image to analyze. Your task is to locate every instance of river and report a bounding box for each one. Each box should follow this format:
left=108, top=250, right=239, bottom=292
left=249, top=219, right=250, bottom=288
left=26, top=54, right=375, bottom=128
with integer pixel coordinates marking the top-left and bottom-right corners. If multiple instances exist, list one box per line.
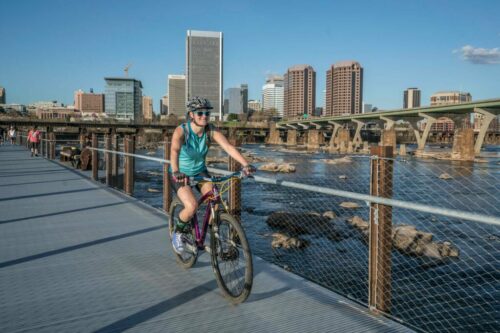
left=129, top=143, right=499, bottom=332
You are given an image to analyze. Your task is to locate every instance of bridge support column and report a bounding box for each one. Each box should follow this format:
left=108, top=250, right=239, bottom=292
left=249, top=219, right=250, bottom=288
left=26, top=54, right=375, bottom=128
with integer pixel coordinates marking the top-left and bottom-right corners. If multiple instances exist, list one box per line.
left=105, top=134, right=112, bottom=186
left=124, top=135, right=135, bottom=195
left=267, top=126, right=282, bottom=145
left=163, top=132, right=172, bottom=212
left=369, top=145, right=394, bottom=314
left=352, top=120, right=365, bottom=150
left=306, top=129, right=320, bottom=150
left=328, top=121, right=342, bottom=152
left=338, top=128, right=351, bottom=153
left=410, top=113, right=437, bottom=154
left=92, top=133, right=98, bottom=181
left=451, top=128, right=475, bottom=161
left=49, top=132, right=56, bottom=160
left=286, top=129, right=297, bottom=146
left=228, top=137, right=241, bottom=218
left=380, top=128, right=396, bottom=154
left=112, top=133, right=119, bottom=187
left=473, top=108, right=496, bottom=155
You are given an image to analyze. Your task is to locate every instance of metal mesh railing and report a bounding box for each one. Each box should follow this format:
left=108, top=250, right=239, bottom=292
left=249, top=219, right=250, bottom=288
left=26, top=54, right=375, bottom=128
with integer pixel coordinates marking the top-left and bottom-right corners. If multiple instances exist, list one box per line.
left=36, top=135, right=499, bottom=333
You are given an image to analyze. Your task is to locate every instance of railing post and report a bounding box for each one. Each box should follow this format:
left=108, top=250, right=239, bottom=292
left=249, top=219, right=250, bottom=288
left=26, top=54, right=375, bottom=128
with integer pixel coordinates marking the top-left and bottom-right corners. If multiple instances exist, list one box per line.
left=124, top=135, right=135, bottom=195
left=228, top=138, right=241, bottom=218
left=163, top=133, right=172, bottom=212
left=40, top=133, right=44, bottom=156
left=112, top=133, right=119, bottom=187
left=49, top=132, right=56, bottom=160
left=92, top=133, right=98, bottom=181
left=79, top=131, right=86, bottom=150
left=105, top=134, right=112, bottom=186
left=368, top=145, right=394, bottom=314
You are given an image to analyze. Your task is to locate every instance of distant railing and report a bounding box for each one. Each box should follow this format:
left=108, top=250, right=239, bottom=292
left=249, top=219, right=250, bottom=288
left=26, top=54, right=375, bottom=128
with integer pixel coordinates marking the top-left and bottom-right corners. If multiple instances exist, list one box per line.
left=16, top=132, right=500, bottom=333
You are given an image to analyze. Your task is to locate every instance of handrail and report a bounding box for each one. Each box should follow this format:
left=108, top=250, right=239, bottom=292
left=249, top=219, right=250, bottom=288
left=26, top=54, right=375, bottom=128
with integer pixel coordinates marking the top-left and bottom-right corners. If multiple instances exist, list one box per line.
left=86, top=146, right=500, bottom=227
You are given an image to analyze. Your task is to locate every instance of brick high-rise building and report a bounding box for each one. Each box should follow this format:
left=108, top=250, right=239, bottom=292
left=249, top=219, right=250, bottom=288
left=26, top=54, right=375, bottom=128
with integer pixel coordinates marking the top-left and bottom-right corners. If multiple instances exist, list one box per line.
left=142, top=96, right=153, bottom=121
left=74, top=89, right=104, bottom=114
left=325, top=61, right=363, bottom=116
left=284, top=65, right=316, bottom=118
left=404, top=88, right=421, bottom=109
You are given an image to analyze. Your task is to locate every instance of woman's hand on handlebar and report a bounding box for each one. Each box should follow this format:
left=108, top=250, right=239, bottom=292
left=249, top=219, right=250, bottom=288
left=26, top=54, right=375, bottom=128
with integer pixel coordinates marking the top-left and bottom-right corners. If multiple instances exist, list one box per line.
left=172, top=171, right=187, bottom=184
left=241, top=164, right=256, bottom=177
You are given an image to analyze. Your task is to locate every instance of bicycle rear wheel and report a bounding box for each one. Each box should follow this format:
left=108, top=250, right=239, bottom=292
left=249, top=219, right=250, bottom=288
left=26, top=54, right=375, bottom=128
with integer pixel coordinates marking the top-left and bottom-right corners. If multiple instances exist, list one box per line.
left=210, top=212, right=253, bottom=304
left=168, top=198, right=197, bottom=268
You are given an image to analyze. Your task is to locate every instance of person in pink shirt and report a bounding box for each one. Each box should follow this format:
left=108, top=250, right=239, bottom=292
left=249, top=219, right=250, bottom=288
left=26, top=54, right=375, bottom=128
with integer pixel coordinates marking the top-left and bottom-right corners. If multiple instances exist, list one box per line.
left=28, top=126, right=41, bottom=157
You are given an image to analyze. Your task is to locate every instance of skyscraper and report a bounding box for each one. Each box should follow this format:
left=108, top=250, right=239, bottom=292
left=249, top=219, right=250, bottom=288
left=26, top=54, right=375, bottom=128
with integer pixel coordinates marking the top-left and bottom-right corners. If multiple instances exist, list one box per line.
left=224, top=88, right=243, bottom=114
left=168, top=75, right=186, bottom=117
left=186, top=30, right=223, bottom=119
left=240, top=84, right=248, bottom=114
left=142, top=96, right=153, bottom=121
left=248, top=100, right=261, bottom=113
left=403, top=88, right=421, bottom=109
left=262, top=75, right=284, bottom=117
left=0, top=87, right=5, bottom=104
left=325, top=61, right=363, bottom=116
left=160, top=95, right=169, bottom=115
left=104, top=78, right=143, bottom=121
left=284, top=65, right=316, bottom=118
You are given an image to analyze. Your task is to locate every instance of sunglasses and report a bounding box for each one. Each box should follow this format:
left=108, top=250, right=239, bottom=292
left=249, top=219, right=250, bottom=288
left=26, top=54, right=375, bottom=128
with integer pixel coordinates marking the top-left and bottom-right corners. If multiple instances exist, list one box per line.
left=195, top=111, right=211, bottom=117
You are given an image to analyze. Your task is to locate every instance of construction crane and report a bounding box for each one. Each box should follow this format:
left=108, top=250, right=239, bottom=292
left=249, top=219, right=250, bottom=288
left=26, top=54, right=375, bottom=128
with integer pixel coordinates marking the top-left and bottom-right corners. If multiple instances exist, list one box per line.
left=124, top=63, right=132, bottom=77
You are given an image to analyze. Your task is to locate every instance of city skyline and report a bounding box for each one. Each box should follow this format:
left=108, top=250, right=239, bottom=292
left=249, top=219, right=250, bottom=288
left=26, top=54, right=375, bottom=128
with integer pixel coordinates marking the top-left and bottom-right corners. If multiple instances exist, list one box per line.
left=1, top=0, right=499, bottom=111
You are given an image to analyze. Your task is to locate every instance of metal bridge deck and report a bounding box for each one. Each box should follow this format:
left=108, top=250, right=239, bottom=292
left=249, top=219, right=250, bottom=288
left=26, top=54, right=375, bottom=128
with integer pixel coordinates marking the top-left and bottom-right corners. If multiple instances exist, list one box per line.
left=0, top=144, right=412, bottom=333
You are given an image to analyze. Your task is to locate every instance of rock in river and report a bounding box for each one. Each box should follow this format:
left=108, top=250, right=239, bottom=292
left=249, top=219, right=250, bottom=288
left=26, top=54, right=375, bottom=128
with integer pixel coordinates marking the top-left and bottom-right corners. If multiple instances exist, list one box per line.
left=259, top=163, right=296, bottom=173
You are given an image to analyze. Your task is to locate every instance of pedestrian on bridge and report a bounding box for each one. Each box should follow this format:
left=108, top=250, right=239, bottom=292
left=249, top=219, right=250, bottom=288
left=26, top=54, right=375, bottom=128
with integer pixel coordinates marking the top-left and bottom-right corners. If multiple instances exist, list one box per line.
left=28, top=126, right=41, bottom=157
left=0, top=127, right=4, bottom=145
left=8, top=126, right=16, bottom=145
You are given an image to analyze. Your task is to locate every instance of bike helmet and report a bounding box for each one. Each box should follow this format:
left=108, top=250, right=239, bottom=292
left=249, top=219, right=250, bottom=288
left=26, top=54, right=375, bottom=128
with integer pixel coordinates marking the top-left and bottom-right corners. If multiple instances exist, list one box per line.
left=186, top=96, right=213, bottom=113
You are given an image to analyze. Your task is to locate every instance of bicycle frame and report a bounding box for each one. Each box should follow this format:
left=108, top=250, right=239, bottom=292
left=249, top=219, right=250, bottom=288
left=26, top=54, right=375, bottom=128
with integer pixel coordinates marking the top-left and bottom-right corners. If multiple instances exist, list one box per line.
left=191, top=184, right=222, bottom=250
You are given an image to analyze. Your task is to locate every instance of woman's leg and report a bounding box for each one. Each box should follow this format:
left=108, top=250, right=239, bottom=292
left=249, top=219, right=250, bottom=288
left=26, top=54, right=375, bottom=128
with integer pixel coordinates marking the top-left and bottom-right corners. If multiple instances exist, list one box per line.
left=176, top=185, right=198, bottom=223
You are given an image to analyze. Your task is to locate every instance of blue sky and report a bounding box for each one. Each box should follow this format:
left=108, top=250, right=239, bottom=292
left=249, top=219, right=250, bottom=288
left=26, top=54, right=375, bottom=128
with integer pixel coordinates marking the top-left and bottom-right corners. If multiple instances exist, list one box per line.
left=1, top=0, right=499, bottom=111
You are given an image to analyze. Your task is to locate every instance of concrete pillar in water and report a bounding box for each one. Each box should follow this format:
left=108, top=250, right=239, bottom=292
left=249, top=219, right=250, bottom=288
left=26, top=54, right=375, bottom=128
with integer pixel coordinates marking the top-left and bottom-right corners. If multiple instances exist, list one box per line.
left=267, top=126, right=282, bottom=145
left=307, top=129, right=320, bottom=150
left=451, top=128, right=474, bottom=161
left=286, top=129, right=297, bottom=146
left=338, top=129, right=350, bottom=153
left=380, top=128, right=396, bottom=154
left=399, top=144, right=407, bottom=156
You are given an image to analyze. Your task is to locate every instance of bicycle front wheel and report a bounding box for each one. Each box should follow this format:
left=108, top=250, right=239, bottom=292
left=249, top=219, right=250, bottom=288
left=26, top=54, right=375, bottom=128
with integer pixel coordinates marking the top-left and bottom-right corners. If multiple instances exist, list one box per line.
left=168, top=198, right=197, bottom=268
left=210, top=212, right=253, bottom=304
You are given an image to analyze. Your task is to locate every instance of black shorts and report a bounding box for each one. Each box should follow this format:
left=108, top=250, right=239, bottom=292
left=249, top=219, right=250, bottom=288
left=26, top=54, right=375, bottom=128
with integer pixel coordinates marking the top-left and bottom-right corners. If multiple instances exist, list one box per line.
left=30, top=142, right=40, bottom=149
left=170, top=170, right=211, bottom=193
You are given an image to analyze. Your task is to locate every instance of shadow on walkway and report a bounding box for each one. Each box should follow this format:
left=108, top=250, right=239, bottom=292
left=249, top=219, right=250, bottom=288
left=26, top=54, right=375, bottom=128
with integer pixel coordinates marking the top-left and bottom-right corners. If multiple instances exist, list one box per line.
left=0, top=201, right=129, bottom=225
left=0, top=224, right=167, bottom=269
left=0, top=178, right=82, bottom=188
left=0, top=187, right=98, bottom=202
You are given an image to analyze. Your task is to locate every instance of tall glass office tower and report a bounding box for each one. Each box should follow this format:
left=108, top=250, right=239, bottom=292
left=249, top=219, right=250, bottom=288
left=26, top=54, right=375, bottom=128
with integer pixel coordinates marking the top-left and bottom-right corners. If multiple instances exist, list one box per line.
left=186, top=30, right=223, bottom=119
left=104, top=78, right=143, bottom=121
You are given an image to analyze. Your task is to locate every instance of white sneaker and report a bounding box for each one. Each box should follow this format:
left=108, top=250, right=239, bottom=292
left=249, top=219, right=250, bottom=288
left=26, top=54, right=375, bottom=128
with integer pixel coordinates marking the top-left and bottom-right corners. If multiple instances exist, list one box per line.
left=172, top=231, right=185, bottom=255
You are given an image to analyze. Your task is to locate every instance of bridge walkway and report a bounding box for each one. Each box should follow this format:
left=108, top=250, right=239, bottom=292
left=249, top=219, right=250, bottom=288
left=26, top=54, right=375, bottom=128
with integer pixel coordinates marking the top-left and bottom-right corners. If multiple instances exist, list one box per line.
left=0, top=144, right=412, bottom=333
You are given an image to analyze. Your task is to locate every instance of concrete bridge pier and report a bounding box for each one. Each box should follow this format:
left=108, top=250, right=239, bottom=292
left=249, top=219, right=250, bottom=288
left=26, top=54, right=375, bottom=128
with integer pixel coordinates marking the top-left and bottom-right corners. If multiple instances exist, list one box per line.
left=473, top=108, right=496, bottom=154
left=328, top=121, right=343, bottom=153
left=379, top=116, right=398, bottom=154
left=352, top=119, right=365, bottom=150
left=338, top=128, right=351, bottom=153
left=306, top=129, right=321, bottom=150
left=267, top=126, right=283, bottom=145
left=409, top=113, right=437, bottom=154
left=451, top=128, right=475, bottom=161
left=286, top=128, right=297, bottom=146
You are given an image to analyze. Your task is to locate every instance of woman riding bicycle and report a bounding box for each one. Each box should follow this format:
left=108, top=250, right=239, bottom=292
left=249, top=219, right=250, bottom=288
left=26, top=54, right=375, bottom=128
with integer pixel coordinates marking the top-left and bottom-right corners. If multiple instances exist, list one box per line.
left=170, top=96, right=256, bottom=255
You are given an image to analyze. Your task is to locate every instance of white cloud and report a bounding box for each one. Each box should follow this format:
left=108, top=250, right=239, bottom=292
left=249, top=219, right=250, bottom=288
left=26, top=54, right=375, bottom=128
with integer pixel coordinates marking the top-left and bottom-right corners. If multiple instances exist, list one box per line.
left=456, top=45, right=500, bottom=64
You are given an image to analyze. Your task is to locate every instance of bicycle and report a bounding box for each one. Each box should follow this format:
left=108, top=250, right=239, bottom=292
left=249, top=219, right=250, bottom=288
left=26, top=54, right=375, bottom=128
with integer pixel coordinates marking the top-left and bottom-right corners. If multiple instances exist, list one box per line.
left=168, top=171, right=253, bottom=304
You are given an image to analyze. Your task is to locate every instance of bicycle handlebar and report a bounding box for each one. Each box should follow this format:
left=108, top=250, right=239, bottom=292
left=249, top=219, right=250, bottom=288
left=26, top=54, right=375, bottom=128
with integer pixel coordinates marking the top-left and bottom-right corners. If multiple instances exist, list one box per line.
left=188, top=171, right=253, bottom=185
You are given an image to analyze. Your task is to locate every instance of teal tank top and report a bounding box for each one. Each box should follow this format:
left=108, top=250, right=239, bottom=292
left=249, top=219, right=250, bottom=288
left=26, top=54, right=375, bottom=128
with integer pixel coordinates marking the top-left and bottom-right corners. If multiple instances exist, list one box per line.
left=177, top=122, right=209, bottom=176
